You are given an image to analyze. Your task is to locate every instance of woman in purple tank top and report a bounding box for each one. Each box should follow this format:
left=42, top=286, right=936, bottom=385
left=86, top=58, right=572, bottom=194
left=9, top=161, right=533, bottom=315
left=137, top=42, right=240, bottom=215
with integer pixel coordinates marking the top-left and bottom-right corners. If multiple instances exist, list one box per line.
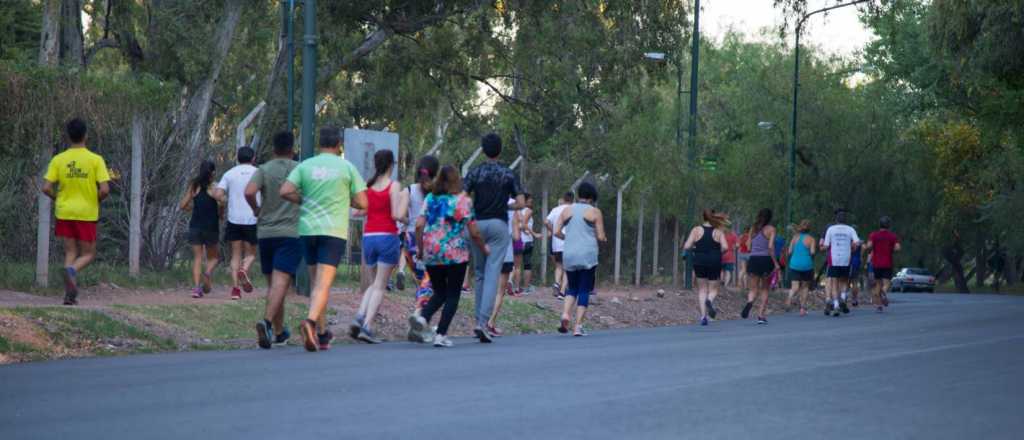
left=742, top=208, right=779, bottom=324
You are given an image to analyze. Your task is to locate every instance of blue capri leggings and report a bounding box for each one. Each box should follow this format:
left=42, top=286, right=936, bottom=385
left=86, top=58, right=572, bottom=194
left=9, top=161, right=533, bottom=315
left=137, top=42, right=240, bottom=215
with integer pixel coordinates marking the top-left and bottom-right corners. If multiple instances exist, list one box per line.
left=566, top=267, right=597, bottom=307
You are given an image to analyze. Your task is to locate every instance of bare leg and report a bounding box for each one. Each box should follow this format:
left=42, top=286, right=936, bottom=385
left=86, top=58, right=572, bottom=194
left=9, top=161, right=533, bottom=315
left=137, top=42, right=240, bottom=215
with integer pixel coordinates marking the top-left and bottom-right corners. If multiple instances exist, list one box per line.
left=265, top=270, right=292, bottom=334
left=513, top=254, right=523, bottom=292
left=307, top=264, right=337, bottom=333
left=799, top=282, right=809, bottom=311
left=561, top=293, right=577, bottom=322
left=204, top=245, right=220, bottom=279
left=758, top=279, right=770, bottom=317
left=229, top=241, right=242, bottom=288
left=489, top=272, right=510, bottom=328
left=786, top=279, right=798, bottom=309
left=697, top=278, right=708, bottom=319
left=709, top=279, right=720, bottom=303
left=241, top=242, right=258, bottom=274
left=62, top=237, right=79, bottom=270
left=191, top=245, right=204, bottom=286
left=70, top=239, right=96, bottom=271
left=358, top=263, right=394, bottom=331
left=573, top=305, right=588, bottom=332
left=524, top=269, right=533, bottom=290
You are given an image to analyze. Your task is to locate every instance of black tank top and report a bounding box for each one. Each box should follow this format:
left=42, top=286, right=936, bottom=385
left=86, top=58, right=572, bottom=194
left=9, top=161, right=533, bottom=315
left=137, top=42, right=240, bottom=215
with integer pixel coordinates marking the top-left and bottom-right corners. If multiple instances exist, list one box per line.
left=693, top=225, right=722, bottom=266
left=189, top=187, right=219, bottom=231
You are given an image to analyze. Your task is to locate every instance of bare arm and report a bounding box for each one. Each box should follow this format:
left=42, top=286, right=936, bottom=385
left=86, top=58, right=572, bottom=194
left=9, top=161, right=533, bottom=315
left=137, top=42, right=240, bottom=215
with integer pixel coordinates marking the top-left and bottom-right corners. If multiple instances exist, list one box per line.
left=806, top=235, right=817, bottom=256
left=508, top=194, right=526, bottom=210
left=390, top=182, right=409, bottom=221
left=244, top=181, right=260, bottom=217
left=594, top=208, right=607, bottom=242
left=682, top=227, right=700, bottom=250
left=415, top=216, right=426, bottom=260
left=554, top=208, right=571, bottom=240
left=97, top=182, right=110, bottom=201
left=280, top=181, right=301, bottom=204
left=179, top=185, right=195, bottom=211
left=894, top=242, right=902, bottom=252
left=42, top=180, right=57, bottom=201
left=511, top=211, right=521, bottom=239
left=767, top=227, right=780, bottom=269
left=717, top=230, right=728, bottom=252
left=468, top=221, right=490, bottom=255
left=351, top=191, right=368, bottom=210
left=213, top=187, right=228, bottom=204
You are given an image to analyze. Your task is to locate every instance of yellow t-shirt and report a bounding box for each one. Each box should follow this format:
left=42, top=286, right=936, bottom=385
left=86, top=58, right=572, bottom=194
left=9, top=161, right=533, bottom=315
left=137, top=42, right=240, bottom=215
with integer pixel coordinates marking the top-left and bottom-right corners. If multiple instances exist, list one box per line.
left=44, top=147, right=111, bottom=221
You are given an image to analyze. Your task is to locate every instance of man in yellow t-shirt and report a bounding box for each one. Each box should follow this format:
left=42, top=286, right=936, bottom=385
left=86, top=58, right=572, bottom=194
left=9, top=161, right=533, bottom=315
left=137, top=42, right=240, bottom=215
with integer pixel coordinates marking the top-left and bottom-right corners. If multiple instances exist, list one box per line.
left=42, top=118, right=111, bottom=305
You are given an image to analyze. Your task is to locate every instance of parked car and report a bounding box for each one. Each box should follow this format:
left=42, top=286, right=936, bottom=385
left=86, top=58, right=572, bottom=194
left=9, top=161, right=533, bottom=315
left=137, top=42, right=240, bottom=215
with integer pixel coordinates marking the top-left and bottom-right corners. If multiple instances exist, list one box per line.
left=892, top=267, right=936, bottom=292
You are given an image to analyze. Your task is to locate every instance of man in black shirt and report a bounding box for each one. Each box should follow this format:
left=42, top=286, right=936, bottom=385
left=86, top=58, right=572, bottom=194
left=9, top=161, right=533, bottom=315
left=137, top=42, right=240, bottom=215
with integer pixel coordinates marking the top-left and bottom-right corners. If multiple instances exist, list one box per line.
left=464, top=133, right=525, bottom=342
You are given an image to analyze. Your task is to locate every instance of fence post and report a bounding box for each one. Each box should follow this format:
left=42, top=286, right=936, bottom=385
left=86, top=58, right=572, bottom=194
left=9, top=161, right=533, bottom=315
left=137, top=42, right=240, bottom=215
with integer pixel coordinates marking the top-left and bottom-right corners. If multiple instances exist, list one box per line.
left=614, top=177, right=633, bottom=285
left=672, top=217, right=680, bottom=287
left=635, top=194, right=645, bottom=287
left=35, top=146, right=53, bottom=288
left=129, top=115, right=143, bottom=277
left=540, top=186, right=549, bottom=286
left=652, top=206, right=660, bottom=279
left=461, top=147, right=482, bottom=177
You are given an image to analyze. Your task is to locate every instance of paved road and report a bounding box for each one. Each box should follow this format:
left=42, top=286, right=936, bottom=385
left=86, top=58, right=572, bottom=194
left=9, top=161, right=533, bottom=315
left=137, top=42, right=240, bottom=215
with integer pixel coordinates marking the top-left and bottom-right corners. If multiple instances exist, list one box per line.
left=3, top=293, right=1023, bottom=440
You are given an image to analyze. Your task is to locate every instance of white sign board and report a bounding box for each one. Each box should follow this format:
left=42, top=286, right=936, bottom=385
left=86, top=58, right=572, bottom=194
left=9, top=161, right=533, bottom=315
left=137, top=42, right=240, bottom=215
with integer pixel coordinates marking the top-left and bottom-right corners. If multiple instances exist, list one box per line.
left=343, top=128, right=399, bottom=182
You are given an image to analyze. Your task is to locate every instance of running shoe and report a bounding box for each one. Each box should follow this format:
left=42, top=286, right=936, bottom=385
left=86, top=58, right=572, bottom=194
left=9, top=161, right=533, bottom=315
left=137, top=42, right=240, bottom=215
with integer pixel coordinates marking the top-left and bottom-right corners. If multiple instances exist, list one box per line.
left=274, top=328, right=291, bottom=345
left=700, top=317, right=709, bottom=326
left=356, top=327, right=382, bottom=344
left=396, top=272, right=406, bottom=291
left=556, top=292, right=566, bottom=301
left=238, top=270, right=253, bottom=293
left=473, top=326, right=493, bottom=343
left=348, top=318, right=363, bottom=340
left=832, top=308, right=841, bottom=317
left=840, top=301, right=850, bottom=314
left=573, top=327, right=588, bottom=337
left=230, top=287, right=241, bottom=300
left=486, top=324, right=504, bottom=338
left=552, top=283, right=561, bottom=296
left=706, top=299, right=718, bottom=319
left=433, top=334, right=453, bottom=348
left=191, top=286, right=204, bottom=299
left=407, top=313, right=430, bottom=343
left=882, top=294, right=890, bottom=307
left=756, top=316, right=767, bottom=325
left=201, top=272, right=212, bottom=294
left=558, top=317, right=570, bottom=334
left=852, top=300, right=859, bottom=307
left=63, top=293, right=78, bottom=306
left=741, top=302, right=753, bottom=319
left=876, top=306, right=884, bottom=313
left=256, top=319, right=273, bottom=349
left=799, top=308, right=807, bottom=317
left=62, top=267, right=78, bottom=302
left=300, top=319, right=318, bottom=352
left=318, top=330, right=334, bottom=350
left=824, top=301, right=832, bottom=316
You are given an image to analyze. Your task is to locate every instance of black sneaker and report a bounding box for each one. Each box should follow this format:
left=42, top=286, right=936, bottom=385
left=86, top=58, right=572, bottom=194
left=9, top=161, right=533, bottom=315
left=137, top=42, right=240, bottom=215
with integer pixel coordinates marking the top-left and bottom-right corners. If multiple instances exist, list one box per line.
left=318, top=330, right=335, bottom=350
left=840, top=301, right=850, bottom=314
left=256, top=320, right=273, bottom=349
left=741, top=302, right=753, bottom=319
left=396, top=272, right=406, bottom=291
left=348, top=319, right=363, bottom=340
left=756, top=316, right=767, bottom=325
left=274, top=328, right=291, bottom=345
left=824, top=302, right=833, bottom=316
left=706, top=299, right=717, bottom=319
left=474, top=326, right=493, bottom=343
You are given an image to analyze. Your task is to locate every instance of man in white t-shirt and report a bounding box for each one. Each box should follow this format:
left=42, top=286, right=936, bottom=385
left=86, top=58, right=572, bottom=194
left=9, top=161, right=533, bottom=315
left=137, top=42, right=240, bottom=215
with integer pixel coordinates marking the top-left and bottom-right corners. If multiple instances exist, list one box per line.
left=215, top=147, right=260, bottom=300
left=545, top=192, right=573, bottom=299
left=822, top=209, right=860, bottom=317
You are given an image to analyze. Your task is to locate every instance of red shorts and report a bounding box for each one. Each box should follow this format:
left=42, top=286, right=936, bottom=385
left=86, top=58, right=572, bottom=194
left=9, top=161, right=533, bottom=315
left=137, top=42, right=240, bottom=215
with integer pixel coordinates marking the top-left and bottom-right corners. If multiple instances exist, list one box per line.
left=55, top=219, right=98, bottom=242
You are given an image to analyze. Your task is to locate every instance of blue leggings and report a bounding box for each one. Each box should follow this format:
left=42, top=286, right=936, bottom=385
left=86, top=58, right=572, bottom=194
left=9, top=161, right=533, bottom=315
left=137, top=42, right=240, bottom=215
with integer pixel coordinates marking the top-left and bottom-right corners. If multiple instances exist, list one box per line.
left=566, top=267, right=596, bottom=307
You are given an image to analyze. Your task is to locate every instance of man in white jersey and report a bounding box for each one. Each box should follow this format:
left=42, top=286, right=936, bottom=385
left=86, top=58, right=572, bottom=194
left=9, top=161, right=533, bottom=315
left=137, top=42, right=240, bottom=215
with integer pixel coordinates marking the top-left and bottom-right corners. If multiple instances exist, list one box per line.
left=822, top=210, right=860, bottom=317
left=215, top=147, right=260, bottom=300
left=546, top=192, right=573, bottom=299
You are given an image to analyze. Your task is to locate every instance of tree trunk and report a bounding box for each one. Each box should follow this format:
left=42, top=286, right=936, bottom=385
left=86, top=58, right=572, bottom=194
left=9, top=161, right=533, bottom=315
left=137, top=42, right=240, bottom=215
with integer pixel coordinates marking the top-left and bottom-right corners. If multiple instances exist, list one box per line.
left=1005, top=252, right=1017, bottom=287
left=974, top=233, right=987, bottom=288
left=942, top=242, right=970, bottom=293
left=34, top=0, right=63, bottom=287
left=59, top=0, right=84, bottom=67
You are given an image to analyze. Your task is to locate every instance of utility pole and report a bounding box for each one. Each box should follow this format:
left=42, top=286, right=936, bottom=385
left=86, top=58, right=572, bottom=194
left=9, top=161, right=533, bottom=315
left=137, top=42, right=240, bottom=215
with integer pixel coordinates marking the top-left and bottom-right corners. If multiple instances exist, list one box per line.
left=299, top=0, right=317, bottom=160
left=683, top=0, right=701, bottom=290
left=282, top=0, right=295, bottom=131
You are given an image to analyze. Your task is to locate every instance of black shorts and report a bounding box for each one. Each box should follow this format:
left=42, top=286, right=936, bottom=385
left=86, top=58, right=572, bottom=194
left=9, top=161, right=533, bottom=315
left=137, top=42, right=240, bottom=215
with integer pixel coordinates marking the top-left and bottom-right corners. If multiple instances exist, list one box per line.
left=259, top=237, right=303, bottom=276
left=521, top=243, right=534, bottom=270
left=747, top=256, right=774, bottom=277
left=874, top=268, right=893, bottom=280
left=694, top=265, right=721, bottom=281
left=502, top=262, right=514, bottom=274
left=302, top=235, right=347, bottom=267
left=789, top=269, right=813, bottom=282
left=224, top=222, right=258, bottom=244
left=827, top=265, right=850, bottom=279
left=187, top=227, right=219, bottom=246
left=552, top=251, right=563, bottom=264
left=850, top=264, right=861, bottom=278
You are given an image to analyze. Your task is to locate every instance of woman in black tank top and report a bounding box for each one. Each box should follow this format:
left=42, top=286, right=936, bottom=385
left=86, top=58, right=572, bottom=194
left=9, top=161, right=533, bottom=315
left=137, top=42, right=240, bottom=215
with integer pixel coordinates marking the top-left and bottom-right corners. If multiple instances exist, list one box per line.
left=682, top=209, right=730, bottom=326
left=179, top=160, right=222, bottom=299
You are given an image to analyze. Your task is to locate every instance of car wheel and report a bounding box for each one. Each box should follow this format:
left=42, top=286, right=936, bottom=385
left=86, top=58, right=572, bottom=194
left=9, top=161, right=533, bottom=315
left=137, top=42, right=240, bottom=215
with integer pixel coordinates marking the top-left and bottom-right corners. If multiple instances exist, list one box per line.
left=925, top=288, right=934, bottom=293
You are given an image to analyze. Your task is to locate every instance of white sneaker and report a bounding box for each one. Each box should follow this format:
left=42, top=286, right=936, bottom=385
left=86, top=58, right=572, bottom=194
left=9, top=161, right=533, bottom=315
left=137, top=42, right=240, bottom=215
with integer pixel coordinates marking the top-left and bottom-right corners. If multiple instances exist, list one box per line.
left=433, top=334, right=453, bottom=348
left=407, top=313, right=431, bottom=343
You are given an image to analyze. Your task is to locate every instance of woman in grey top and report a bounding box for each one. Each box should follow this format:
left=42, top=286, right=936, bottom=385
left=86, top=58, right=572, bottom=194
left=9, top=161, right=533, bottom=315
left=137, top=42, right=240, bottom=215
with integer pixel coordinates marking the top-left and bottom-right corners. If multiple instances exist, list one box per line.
left=554, top=182, right=607, bottom=336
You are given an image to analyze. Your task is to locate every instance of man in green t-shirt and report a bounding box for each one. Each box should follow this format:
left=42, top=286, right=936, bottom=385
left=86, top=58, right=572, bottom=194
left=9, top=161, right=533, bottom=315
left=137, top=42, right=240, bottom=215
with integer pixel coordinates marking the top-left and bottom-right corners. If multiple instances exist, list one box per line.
left=280, top=126, right=368, bottom=352
left=245, top=131, right=301, bottom=349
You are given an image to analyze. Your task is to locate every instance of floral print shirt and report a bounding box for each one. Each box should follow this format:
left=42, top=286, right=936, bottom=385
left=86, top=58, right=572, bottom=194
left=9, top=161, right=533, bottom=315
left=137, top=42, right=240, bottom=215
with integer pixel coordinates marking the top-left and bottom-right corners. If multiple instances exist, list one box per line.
left=420, top=193, right=475, bottom=266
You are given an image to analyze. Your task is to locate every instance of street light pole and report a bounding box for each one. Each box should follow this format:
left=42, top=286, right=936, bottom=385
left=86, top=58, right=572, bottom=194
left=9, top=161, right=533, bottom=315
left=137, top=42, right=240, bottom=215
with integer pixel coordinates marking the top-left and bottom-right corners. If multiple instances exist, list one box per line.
left=683, top=0, right=701, bottom=291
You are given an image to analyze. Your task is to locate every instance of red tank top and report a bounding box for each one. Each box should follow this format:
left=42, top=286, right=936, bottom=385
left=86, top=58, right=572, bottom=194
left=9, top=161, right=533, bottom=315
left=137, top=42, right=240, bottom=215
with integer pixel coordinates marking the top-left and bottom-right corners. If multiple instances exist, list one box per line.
left=364, top=182, right=398, bottom=234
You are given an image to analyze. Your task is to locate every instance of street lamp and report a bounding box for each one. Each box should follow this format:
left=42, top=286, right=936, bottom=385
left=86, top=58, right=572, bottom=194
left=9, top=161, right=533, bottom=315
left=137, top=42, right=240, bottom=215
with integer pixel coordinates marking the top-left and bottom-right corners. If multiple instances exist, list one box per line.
left=758, top=121, right=786, bottom=155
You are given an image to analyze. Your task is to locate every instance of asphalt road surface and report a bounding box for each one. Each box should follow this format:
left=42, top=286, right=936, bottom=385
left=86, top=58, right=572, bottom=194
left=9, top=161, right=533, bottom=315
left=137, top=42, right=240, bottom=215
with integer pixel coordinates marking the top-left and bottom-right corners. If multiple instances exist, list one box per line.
left=3, top=293, right=1023, bottom=440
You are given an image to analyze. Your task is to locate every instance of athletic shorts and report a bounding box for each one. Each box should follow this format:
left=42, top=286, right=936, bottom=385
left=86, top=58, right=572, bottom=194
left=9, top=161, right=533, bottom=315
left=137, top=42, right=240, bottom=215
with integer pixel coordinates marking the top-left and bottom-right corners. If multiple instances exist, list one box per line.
left=513, top=239, right=525, bottom=254
left=187, top=227, right=219, bottom=246
left=747, top=255, right=775, bottom=277
left=722, top=262, right=736, bottom=272
left=502, top=262, right=514, bottom=274
left=789, top=269, right=813, bottom=282
left=55, top=219, right=97, bottom=242
left=566, top=267, right=597, bottom=307
left=521, top=243, right=534, bottom=270
left=694, top=264, right=721, bottom=281
left=738, top=252, right=751, bottom=262
left=302, top=235, right=346, bottom=267
left=224, top=222, right=257, bottom=244
left=363, top=234, right=400, bottom=266
left=849, top=264, right=861, bottom=278
left=874, top=268, right=894, bottom=280
left=552, top=252, right=563, bottom=264
left=259, top=237, right=303, bottom=276
left=827, top=265, right=851, bottom=279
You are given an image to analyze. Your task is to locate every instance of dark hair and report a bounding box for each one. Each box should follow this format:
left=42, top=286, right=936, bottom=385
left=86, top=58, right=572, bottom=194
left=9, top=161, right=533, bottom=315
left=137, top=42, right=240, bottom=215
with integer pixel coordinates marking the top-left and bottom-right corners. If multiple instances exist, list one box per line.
left=879, top=216, right=891, bottom=229
left=237, top=146, right=255, bottom=164
left=432, top=165, right=462, bottom=195
left=481, top=133, right=502, bottom=158
left=835, top=209, right=848, bottom=224
left=191, top=160, right=216, bottom=192
left=66, top=118, right=87, bottom=143
left=273, top=131, right=294, bottom=156
left=562, top=191, right=574, bottom=202
left=319, top=126, right=340, bottom=148
left=576, top=181, right=598, bottom=202
left=415, top=155, right=440, bottom=185
left=523, top=193, right=533, bottom=201
left=367, top=149, right=395, bottom=187
left=797, top=219, right=812, bottom=233
left=751, top=208, right=773, bottom=234
left=702, top=209, right=730, bottom=229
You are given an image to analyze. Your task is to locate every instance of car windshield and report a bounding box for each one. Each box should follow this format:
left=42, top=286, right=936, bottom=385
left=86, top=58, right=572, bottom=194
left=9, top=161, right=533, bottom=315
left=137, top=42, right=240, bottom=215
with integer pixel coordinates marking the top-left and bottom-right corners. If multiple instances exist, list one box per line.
left=907, top=268, right=931, bottom=276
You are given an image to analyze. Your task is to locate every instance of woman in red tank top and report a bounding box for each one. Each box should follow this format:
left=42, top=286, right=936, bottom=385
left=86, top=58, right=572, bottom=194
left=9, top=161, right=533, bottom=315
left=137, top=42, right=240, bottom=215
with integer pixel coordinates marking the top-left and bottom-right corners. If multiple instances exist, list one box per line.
left=350, top=150, right=408, bottom=344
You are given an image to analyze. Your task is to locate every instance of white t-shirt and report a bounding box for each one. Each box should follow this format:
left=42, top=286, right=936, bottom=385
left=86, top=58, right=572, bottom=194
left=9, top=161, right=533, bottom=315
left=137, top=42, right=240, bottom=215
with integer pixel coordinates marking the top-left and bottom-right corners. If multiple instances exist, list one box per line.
left=824, top=223, right=861, bottom=267
left=217, top=164, right=259, bottom=225
left=519, top=209, right=535, bottom=243
left=547, top=204, right=569, bottom=252
left=405, top=184, right=426, bottom=234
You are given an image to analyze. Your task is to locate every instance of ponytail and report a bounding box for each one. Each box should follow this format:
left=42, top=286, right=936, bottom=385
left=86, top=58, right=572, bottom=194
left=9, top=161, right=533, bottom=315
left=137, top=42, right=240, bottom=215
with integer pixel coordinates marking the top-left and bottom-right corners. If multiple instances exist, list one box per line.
left=367, top=149, right=395, bottom=187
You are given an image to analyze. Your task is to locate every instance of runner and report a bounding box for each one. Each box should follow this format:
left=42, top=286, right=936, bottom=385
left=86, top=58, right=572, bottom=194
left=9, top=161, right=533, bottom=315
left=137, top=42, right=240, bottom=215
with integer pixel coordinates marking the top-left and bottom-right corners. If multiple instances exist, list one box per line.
left=280, top=126, right=368, bottom=352
left=513, top=193, right=537, bottom=294
left=741, top=209, right=779, bottom=324
left=246, top=131, right=301, bottom=349
left=849, top=241, right=863, bottom=307
left=822, top=209, right=861, bottom=317
left=772, top=231, right=787, bottom=290
left=463, top=133, right=524, bottom=343
left=486, top=199, right=520, bottom=337
left=785, top=220, right=816, bottom=316
left=214, top=146, right=259, bottom=300
left=408, top=165, right=489, bottom=347
left=404, top=155, right=439, bottom=317
left=865, top=216, right=900, bottom=313
left=737, top=229, right=751, bottom=289
left=721, top=225, right=738, bottom=287
left=555, top=182, right=606, bottom=336
left=683, top=209, right=729, bottom=326
left=546, top=192, right=573, bottom=299
left=179, top=160, right=221, bottom=299
left=42, top=118, right=111, bottom=305
left=351, top=149, right=408, bottom=344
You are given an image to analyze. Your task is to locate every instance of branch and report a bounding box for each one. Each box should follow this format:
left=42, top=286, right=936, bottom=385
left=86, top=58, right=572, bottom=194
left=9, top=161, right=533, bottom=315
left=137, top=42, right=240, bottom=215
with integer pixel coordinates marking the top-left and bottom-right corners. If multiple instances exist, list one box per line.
left=84, top=37, right=119, bottom=66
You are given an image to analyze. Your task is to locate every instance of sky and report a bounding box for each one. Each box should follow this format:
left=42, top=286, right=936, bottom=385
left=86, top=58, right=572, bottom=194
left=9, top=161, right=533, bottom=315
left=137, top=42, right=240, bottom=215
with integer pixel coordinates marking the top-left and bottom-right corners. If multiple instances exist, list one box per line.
left=701, top=0, right=876, bottom=57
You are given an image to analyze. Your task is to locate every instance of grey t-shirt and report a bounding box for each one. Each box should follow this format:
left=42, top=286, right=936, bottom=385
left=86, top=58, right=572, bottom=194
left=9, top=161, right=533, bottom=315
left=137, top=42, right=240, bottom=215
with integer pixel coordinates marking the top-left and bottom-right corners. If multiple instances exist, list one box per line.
left=250, top=158, right=300, bottom=239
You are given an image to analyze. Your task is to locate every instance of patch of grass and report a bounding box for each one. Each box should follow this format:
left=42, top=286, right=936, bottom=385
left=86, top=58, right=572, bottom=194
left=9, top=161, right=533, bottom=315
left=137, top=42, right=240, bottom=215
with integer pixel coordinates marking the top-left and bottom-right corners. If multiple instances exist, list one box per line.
left=113, top=299, right=331, bottom=341
left=456, top=296, right=559, bottom=334
left=0, top=333, right=38, bottom=354
left=5, top=306, right=176, bottom=356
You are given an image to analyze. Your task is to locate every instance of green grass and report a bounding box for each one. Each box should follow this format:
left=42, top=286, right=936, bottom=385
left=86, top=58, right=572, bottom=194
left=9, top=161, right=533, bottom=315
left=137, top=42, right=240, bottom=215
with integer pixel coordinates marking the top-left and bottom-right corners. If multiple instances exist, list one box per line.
left=0, top=334, right=38, bottom=354
left=113, top=299, right=331, bottom=341
left=456, top=296, right=560, bottom=334
left=5, top=306, right=176, bottom=355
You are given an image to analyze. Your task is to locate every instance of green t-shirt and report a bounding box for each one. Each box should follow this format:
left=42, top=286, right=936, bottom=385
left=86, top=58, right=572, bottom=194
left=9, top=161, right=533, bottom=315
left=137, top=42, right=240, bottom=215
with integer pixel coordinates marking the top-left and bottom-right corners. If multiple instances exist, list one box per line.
left=286, top=152, right=366, bottom=239
left=250, top=158, right=300, bottom=239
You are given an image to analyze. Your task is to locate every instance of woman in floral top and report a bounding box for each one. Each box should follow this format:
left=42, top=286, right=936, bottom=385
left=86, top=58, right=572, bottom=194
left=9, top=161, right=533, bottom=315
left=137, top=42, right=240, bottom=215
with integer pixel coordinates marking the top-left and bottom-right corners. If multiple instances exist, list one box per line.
left=408, top=165, right=489, bottom=347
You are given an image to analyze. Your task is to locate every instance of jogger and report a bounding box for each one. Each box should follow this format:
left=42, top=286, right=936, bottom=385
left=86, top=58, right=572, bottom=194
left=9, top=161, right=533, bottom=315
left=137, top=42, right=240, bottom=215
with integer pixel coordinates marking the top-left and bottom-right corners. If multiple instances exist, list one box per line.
left=546, top=192, right=573, bottom=299
left=742, top=208, right=779, bottom=324
left=866, top=216, right=900, bottom=313
left=555, top=182, right=606, bottom=337
left=180, top=160, right=221, bottom=299
left=684, top=209, right=729, bottom=326
left=785, top=220, right=816, bottom=316
left=823, top=210, right=861, bottom=318
left=215, top=147, right=259, bottom=300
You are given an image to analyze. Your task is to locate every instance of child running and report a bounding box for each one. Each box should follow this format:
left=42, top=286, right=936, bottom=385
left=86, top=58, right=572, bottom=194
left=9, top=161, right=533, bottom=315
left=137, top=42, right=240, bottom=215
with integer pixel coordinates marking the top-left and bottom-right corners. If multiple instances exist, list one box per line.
left=179, top=160, right=222, bottom=299
left=280, top=127, right=368, bottom=352
left=351, top=150, right=408, bottom=344
left=741, top=208, right=779, bottom=324
left=408, top=165, right=489, bottom=347
left=513, top=194, right=537, bottom=294
left=785, top=220, right=816, bottom=316
left=683, top=209, right=730, bottom=326
left=555, top=182, right=606, bottom=336
left=865, top=216, right=900, bottom=313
